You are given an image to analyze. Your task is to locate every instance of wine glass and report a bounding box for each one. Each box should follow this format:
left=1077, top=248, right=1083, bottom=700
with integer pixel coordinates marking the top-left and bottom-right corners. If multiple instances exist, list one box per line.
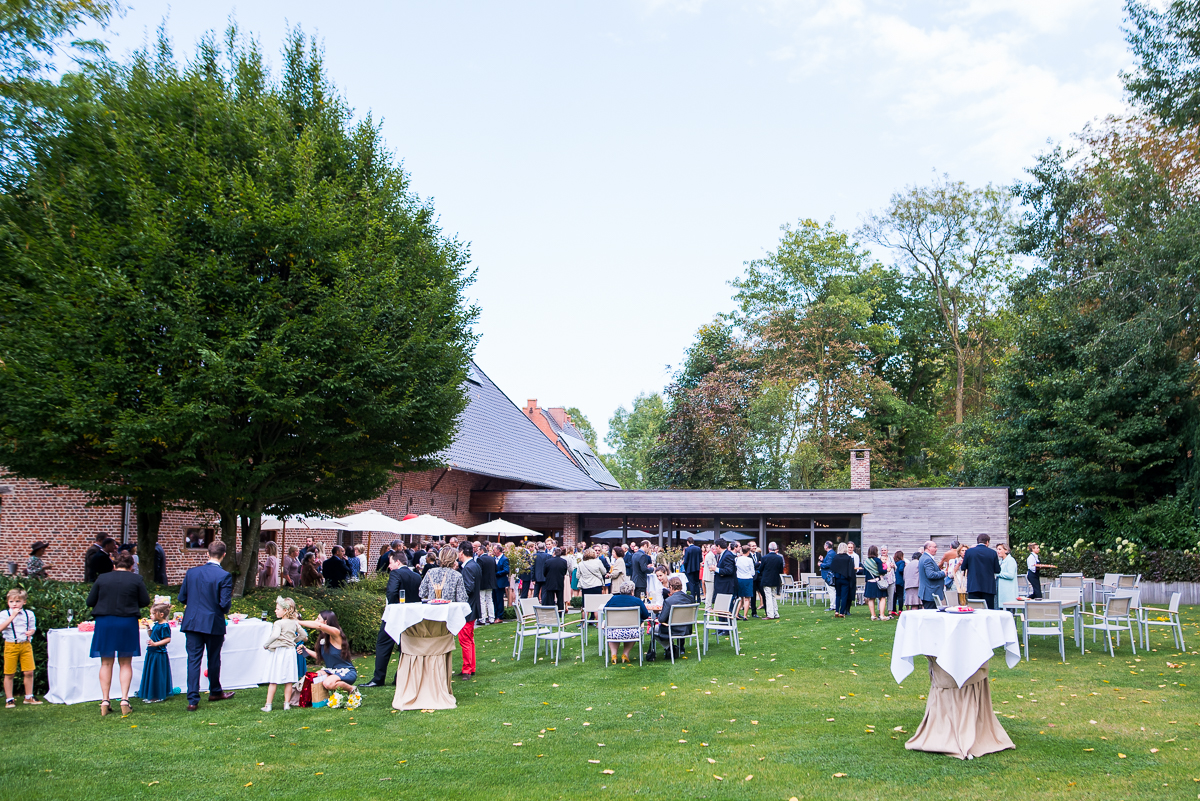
left=260, top=610, right=268, bottom=621
left=66, top=609, right=73, bottom=627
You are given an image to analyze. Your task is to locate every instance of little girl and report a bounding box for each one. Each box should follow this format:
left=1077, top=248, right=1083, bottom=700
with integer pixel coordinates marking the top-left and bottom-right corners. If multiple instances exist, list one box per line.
left=261, top=597, right=304, bottom=712
left=138, top=603, right=173, bottom=703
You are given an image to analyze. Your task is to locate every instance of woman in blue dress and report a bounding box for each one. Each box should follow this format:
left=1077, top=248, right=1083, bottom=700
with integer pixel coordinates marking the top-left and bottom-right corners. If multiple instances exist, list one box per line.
left=138, top=602, right=174, bottom=702
left=299, top=610, right=359, bottom=695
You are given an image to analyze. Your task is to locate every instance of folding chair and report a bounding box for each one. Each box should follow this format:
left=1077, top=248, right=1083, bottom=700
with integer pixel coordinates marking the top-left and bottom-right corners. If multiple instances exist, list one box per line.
left=531, top=605, right=584, bottom=666
left=1080, top=595, right=1136, bottom=657
left=601, top=606, right=644, bottom=667
left=966, top=599, right=988, bottom=610
left=807, top=576, right=830, bottom=608
left=512, top=602, right=552, bottom=660
left=657, top=603, right=701, bottom=664
left=579, top=593, right=609, bottom=647
left=702, top=593, right=739, bottom=655
left=1023, top=600, right=1066, bottom=662
left=1140, top=592, right=1186, bottom=651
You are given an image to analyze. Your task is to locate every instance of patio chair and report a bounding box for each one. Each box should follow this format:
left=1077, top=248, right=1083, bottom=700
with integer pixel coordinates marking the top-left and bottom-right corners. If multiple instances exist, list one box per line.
left=702, top=592, right=740, bottom=655
left=966, top=599, right=988, bottom=610
left=780, top=575, right=800, bottom=606
left=807, top=576, right=831, bottom=608
left=1023, top=601, right=1066, bottom=662
left=657, top=603, right=701, bottom=664
left=855, top=576, right=866, bottom=605
left=512, top=602, right=553, bottom=661
left=531, top=605, right=584, bottom=666
left=1058, top=575, right=1083, bottom=589
left=1048, top=586, right=1082, bottom=642
left=601, top=606, right=644, bottom=667
left=1116, top=575, right=1137, bottom=589
left=1096, top=573, right=1119, bottom=605
left=1080, top=595, right=1136, bottom=657
left=934, top=594, right=947, bottom=610
left=1140, top=592, right=1186, bottom=651
left=580, top=593, right=609, bottom=647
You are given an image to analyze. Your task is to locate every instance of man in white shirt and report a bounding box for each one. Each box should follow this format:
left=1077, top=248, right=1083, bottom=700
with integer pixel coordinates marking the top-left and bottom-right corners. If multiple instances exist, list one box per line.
left=847, top=541, right=861, bottom=571
left=1025, top=543, right=1055, bottom=599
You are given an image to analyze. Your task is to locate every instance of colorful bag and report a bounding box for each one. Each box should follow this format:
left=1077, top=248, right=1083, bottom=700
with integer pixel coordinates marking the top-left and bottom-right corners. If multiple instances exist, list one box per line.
left=297, top=672, right=318, bottom=707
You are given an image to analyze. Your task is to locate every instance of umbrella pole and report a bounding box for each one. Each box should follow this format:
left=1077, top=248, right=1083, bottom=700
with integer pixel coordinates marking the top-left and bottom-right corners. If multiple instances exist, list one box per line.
left=366, top=530, right=373, bottom=574
left=281, top=521, right=287, bottom=584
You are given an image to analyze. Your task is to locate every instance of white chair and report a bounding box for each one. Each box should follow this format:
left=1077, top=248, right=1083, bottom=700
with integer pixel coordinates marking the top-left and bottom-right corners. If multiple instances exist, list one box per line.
left=512, top=602, right=552, bottom=661
left=702, top=592, right=739, bottom=655
left=1024, top=600, right=1066, bottom=662
left=1080, top=595, right=1137, bottom=657
left=580, top=593, right=609, bottom=647
left=1117, top=575, right=1137, bottom=590
left=1140, top=592, right=1186, bottom=651
left=780, top=575, right=800, bottom=606
left=933, top=593, right=947, bottom=610
left=1096, top=573, right=1119, bottom=605
left=1058, top=575, right=1083, bottom=589
left=1048, top=586, right=1083, bottom=645
left=966, top=599, right=988, bottom=610
left=807, top=576, right=831, bottom=608
left=656, top=603, right=701, bottom=664
left=601, top=606, right=644, bottom=667
left=531, top=605, right=584, bottom=666
left=855, top=576, right=866, bottom=606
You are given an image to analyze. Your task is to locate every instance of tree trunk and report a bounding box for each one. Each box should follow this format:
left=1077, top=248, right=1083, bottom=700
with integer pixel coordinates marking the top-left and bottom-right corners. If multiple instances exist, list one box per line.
left=218, top=507, right=240, bottom=577
left=954, top=343, right=965, bottom=426
left=136, top=507, right=162, bottom=586
left=232, top=502, right=264, bottom=597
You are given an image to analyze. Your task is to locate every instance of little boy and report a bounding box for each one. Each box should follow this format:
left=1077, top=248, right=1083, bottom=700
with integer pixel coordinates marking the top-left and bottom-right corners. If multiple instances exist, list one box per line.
left=1, top=588, right=41, bottom=707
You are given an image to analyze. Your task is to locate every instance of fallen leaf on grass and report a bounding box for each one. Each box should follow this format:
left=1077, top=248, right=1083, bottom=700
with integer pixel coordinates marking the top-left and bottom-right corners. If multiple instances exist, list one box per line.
left=713, top=775, right=723, bottom=781
left=602, top=770, right=614, bottom=775
left=744, top=775, right=753, bottom=781
left=707, top=758, right=716, bottom=764
left=244, top=783, right=253, bottom=787
left=146, top=782, right=159, bottom=787
left=588, top=760, right=600, bottom=764
left=1118, top=753, right=1127, bottom=759
left=833, top=772, right=848, bottom=778
left=1083, top=748, right=1094, bottom=752
left=513, top=743, right=523, bottom=747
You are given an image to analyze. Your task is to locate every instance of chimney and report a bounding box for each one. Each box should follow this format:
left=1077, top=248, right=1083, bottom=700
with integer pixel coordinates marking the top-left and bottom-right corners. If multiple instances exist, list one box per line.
left=850, top=449, right=871, bottom=489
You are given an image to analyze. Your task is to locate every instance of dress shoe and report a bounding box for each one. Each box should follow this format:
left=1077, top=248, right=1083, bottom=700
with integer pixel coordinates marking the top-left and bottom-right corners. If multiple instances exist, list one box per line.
left=357, top=681, right=384, bottom=688
left=208, top=691, right=235, bottom=702
left=187, top=704, right=199, bottom=712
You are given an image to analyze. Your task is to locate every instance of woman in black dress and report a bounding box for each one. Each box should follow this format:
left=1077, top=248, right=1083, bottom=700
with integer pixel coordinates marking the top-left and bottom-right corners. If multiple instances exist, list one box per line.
left=86, top=551, right=150, bottom=716
left=829, top=543, right=855, bottom=618
left=862, top=545, right=887, bottom=620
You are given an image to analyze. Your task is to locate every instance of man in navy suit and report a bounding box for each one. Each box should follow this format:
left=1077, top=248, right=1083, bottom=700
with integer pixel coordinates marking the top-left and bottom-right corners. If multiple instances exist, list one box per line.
left=712, top=539, right=739, bottom=614
left=456, top=542, right=482, bottom=678
left=681, top=537, right=702, bottom=600
left=961, top=533, right=1002, bottom=609
left=917, top=541, right=947, bottom=610
left=632, top=540, right=653, bottom=599
left=178, top=540, right=235, bottom=711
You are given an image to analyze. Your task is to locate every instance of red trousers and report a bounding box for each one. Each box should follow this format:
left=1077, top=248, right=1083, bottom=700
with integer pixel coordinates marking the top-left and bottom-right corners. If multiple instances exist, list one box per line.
left=458, top=620, right=476, bottom=674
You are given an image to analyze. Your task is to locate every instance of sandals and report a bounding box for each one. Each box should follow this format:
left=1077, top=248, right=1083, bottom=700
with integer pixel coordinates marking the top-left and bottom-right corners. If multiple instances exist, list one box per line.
left=120, top=699, right=132, bottom=716
left=100, top=700, right=111, bottom=716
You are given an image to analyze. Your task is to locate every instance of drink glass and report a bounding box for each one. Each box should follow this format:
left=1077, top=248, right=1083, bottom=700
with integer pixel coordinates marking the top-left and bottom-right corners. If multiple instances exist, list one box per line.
left=398, top=590, right=406, bottom=604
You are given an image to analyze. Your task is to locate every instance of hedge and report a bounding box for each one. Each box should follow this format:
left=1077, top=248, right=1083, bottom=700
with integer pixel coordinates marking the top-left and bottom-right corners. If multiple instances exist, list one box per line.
left=1010, top=546, right=1200, bottom=583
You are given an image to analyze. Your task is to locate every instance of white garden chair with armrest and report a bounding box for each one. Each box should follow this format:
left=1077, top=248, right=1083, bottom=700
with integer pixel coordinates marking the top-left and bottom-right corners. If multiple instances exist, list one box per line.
left=512, top=603, right=553, bottom=661
left=531, top=605, right=584, bottom=666
left=855, top=576, right=866, bottom=606
left=601, top=606, right=644, bottom=667
left=579, top=593, right=609, bottom=648
left=1095, top=573, right=1119, bottom=605
left=1058, top=575, right=1083, bottom=589
left=1080, top=595, right=1136, bottom=657
left=966, top=599, right=988, bottom=610
left=701, top=592, right=740, bottom=655
left=1023, top=600, right=1066, bottom=662
left=807, top=576, right=831, bottom=608
left=657, top=603, right=701, bottom=664
left=780, top=575, right=799, bottom=606
left=1116, top=575, right=1137, bottom=589
left=1140, top=592, right=1186, bottom=651
left=1048, top=587, right=1083, bottom=645
left=933, top=594, right=947, bottom=610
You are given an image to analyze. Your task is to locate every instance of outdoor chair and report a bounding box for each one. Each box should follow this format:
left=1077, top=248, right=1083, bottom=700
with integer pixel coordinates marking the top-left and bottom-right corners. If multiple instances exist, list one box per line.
left=657, top=603, right=701, bottom=664
left=601, top=606, right=644, bottom=667
left=1140, top=592, right=1186, bottom=652
left=966, top=599, right=988, bottom=610
left=1080, top=595, right=1136, bottom=657
left=780, top=575, right=800, bottom=606
left=512, top=602, right=553, bottom=661
left=1023, top=600, right=1066, bottom=662
left=855, top=576, right=866, bottom=605
left=580, top=593, right=610, bottom=648
left=1096, top=573, right=1120, bottom=605
left=1117, top=575, right=1137, bottom=589
left=1058, top=575, right=1083, bottom=589
left=531, top=605, right=584, bottom=666
left=1048, top=586, right=1083, bottom=642
left=807, top=576, right=831, bottom=608
left=702, top=592, right=740, bottom=655
left=934, top=594, right=947, bottom=610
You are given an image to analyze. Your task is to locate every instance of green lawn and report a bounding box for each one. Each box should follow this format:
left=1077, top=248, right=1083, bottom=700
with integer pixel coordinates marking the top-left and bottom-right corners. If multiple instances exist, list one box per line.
left=1, top=603, right=1196, bottom=801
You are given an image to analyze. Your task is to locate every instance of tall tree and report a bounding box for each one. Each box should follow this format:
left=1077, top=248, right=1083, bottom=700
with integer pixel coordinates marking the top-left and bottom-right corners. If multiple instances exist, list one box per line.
left=563, top=407, right=598, bottom=450
left=1124, top=0, right=1200, bottom=127
left=603, top=393, right=666, bottom=489
left=0, top=28, right=477, bottom=592
left=861, top=178, right=1016, bottom=427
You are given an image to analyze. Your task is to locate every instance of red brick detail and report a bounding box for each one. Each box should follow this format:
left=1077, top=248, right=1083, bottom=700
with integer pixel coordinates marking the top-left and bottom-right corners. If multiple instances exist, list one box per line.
left=850, top=449, right=871, bottom=490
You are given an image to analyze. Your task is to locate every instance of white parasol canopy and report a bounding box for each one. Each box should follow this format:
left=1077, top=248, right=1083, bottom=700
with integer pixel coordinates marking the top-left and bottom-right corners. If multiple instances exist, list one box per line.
left=331, top=509, right=411, bottom=535
left=260, top=514, right=349, bottom=531
left=465, top=518, right=543, bottom=539
left=390, top=513, right=471, bottom=539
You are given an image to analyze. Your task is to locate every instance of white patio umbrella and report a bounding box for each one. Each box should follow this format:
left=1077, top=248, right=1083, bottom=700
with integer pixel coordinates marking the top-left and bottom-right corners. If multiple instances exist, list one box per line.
left=332, top=508, right=411, bottom=535
left=390, top=513, right=471, bottom=540
left=260, top=514, right=349, bottom=531
left=588, top=529, right=653, bottom=541
left=466, top=518, right=542, bottom=539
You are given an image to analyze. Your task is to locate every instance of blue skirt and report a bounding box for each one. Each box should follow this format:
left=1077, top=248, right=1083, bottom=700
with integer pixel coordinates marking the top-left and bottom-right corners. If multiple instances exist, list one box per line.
left=90, top=616, right=141, bottom=658
left=737, top=578, right=753, bottom=598
left=137, top=648, right=173, bottom=701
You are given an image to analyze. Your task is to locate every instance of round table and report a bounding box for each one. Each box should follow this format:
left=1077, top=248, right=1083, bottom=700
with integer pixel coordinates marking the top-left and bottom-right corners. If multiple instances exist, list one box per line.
left=382, top=602, right=471, bottom=711
left=891, top=609, right=1020, bottom=759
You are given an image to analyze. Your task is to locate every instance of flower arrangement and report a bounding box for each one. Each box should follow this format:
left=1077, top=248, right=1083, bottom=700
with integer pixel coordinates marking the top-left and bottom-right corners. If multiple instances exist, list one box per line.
left=326, top=687, right=362, bottom=710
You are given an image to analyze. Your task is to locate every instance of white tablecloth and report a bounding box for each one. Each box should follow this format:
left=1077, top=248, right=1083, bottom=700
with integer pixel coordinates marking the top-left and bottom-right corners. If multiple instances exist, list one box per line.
left=383, top=602, right=471, bottom=640
left=891, top=610, right=1020, bottom=687
left=47, top=619, right=273, bottom=705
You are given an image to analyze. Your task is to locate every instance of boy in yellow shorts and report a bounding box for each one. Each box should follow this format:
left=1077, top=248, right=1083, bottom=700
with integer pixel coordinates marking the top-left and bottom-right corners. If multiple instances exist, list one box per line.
left=2, top=588, right=41, bottom=707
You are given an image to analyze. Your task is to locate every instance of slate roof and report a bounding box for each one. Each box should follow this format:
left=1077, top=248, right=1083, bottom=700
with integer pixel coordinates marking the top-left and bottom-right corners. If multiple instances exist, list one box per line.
left=537, top=410, right=622, bottom=490
left=438, top=361, right=604, bottom=491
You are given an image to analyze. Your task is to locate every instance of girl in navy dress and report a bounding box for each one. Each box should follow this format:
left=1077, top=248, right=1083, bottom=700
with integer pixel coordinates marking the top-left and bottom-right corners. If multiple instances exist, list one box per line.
left=138, top=603, right=173, bottom=703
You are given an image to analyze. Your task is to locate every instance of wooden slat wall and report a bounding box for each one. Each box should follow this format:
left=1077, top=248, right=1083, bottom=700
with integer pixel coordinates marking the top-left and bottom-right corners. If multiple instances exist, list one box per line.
left=863, top=488, right=1010, bottom=556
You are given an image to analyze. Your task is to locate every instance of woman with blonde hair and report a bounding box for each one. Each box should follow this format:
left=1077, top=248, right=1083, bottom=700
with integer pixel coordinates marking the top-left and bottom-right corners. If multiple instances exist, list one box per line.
left=258, top=541, right=279, bottom=588
left=576, top=548, right=608, bottom=618
left=418, top=547, right=468, bottom=604
left=282, top=545, right=301, bottom=587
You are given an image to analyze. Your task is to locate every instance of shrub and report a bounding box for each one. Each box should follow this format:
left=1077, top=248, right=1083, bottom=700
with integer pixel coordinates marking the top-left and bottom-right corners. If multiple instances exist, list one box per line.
left=231, top=584, right=385, bottom=656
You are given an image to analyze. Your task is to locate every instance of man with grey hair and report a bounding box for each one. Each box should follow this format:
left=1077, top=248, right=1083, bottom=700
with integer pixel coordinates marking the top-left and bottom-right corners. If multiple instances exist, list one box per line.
left=917, top=541, right=946, bottom=609
left=760, top=542, right=785, bottom=619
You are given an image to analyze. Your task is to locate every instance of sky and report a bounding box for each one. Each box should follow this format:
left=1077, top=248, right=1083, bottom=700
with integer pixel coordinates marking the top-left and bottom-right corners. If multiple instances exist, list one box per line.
left=85, top=1, right=1134, bottom=447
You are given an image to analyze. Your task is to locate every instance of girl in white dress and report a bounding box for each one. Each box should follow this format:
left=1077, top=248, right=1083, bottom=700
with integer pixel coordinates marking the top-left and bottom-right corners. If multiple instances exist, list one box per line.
left=261, top=597, right=304, bottom=712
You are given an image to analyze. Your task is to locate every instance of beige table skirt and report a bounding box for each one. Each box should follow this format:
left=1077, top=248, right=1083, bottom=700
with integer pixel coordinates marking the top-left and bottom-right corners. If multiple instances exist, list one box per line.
left=905, top=656, right=1014, bottom=759
left=392, top=619, right=457, bottom=711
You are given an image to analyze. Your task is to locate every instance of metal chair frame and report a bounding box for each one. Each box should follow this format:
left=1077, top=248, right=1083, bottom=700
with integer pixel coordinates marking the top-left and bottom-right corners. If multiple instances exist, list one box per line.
left=1080, top=595, right=1136, bottom=657
left=601, top=606, right=644, bottom=667
left=656, top=603, right=701, bottom=664
left=1024, top=600, right=1066, bottom=662
left=1140, top=591, right=1186, bottom=651
left=531, top=604, right=584, bottom=666
left=701, top=592, right=739, bottom=655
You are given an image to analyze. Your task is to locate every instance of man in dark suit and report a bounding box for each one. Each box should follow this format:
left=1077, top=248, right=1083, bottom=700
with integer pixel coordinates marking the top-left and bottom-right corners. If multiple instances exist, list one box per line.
left=632, top=540, right=653, bottom=599
left=655, top=577, right=696, bottom=658
left=961, top=533, right=1002, bottom=609
left=299, top=536, right=316, bottom=562
left=540, top=547, right=570, bottom=612
left=323, top=545, right=350, bottom=589
left=178, top=540, right=235, bottom=710
left=531, top=543, right=548, bottom=600
left=476, top=544, right=498, bottom=625
left=712, top=539, right=739, bottom=614
left=760, top=542, right=785, bottom=619
left=492, top=544, right=510, bottom=621
left=361, top=552, right=422, bottom=687
left=749, top=541, right=765, bottom=618
left=456, top=542, right=482, bottom=678
left=376, top=539, right=400, bottom=574
left=623, top=542, right=635, bottom=577
left=153, top=541, right=168, bottom=585
left=917, top=541, right=947, bottom=609
left=86, top=537, right=116, bottom=582
left=681, top=537, right=702, bottom=600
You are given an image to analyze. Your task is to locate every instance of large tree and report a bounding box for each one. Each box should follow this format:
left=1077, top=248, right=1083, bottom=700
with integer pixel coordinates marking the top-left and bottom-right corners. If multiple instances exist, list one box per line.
left=0, top=28, right=477, bottom=591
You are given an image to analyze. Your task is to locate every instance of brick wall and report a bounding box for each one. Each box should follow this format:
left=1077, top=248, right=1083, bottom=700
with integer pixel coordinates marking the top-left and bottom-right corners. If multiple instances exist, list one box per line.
left=0, top=467, right=525, bottom=583
left=850, top=449, right=871, bottom=490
